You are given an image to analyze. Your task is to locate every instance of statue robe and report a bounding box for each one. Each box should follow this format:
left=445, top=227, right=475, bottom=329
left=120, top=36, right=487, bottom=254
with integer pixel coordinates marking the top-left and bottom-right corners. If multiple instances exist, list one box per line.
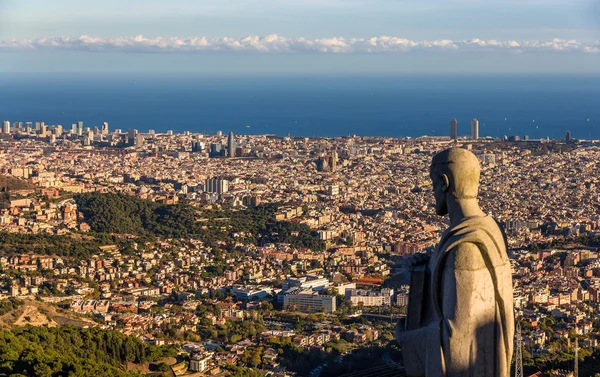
left=399, top=215, right=514, bottom=377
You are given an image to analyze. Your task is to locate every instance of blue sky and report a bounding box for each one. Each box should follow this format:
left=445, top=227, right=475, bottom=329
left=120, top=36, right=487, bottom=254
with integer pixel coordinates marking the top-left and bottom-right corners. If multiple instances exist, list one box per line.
left=0, top=0, right=599, bottom=73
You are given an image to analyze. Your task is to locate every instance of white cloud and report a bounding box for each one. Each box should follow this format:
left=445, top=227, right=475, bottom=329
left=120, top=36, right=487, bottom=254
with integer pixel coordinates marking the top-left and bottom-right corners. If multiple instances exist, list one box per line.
left=0, top=35, right=598, bottom=54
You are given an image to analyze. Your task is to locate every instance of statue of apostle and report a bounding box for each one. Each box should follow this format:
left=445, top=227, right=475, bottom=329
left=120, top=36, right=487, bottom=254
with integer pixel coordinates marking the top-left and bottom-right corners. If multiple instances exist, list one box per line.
left=396, top=147, right=514, bottom=377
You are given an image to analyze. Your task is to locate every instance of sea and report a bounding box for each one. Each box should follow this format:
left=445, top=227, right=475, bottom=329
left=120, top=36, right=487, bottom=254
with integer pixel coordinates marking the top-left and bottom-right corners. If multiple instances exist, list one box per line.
left=0, top=73, right=599, bottom=140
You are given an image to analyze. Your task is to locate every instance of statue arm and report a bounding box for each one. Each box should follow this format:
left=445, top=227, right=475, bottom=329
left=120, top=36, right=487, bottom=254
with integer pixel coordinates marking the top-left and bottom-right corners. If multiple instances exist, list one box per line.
left=440, top=242, right=496, bottom=376
left=398, top=242, right=495, bottom=376
left=397, top=319, right=431, bottom=376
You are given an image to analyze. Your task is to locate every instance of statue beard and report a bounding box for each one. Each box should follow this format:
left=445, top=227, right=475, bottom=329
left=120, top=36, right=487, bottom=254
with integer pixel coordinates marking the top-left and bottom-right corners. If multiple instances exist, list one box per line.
left=435, top=200, right=448, bottom=216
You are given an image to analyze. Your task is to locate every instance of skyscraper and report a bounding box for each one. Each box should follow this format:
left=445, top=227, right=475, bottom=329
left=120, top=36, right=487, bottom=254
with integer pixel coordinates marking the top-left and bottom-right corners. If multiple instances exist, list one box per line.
left=471, top=119, right=479, bottom=140
left=2, top=120, right=10, bottom=134
left=191, top=140, right=205, bottom=153
left=565, top=131, right=572, bottom=144
left=204, top=178, right=229, bottom=194
left=450, top=118, right=458, bottom=141
left=128, top=129, right=138, bottom=145
left=227, top=131, right=236, bottom=158
left=209, top=143, right=223, bottom=158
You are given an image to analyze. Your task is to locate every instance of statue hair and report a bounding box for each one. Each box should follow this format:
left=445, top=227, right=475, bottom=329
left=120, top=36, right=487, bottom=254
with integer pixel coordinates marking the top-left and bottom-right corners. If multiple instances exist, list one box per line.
left=430, top=148, right=480, bottom=200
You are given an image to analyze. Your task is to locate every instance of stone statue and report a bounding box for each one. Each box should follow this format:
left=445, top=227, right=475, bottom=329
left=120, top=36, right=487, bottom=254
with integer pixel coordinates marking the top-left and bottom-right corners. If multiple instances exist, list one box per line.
left=396, top=147, right=514, bottom=377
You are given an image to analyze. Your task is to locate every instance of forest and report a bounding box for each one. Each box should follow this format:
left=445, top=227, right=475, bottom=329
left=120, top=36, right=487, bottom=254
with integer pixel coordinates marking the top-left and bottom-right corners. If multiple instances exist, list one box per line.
left=0, top=326, right=178, bottom=377
left=0, top=232, right=123, bottom=262
left=74, top=193, right=325, bottom=251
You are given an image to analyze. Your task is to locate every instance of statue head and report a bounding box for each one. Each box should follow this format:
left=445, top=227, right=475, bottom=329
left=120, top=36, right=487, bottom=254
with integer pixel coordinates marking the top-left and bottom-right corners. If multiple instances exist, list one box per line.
left=429, top=147, right=481, bottom=216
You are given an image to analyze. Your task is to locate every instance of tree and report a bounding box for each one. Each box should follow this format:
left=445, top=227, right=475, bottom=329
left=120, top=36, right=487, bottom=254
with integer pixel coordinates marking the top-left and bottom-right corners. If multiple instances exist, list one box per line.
left=0, top=326, right=177, bottom=377
left=74, top=193, right=325, bottom=251
left=157, top=362, right=171, bottom=372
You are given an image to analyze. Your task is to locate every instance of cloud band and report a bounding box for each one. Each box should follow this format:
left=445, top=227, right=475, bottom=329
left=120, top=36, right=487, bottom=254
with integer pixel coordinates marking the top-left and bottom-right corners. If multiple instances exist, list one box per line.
left=1, top=34, right=598, bottom=54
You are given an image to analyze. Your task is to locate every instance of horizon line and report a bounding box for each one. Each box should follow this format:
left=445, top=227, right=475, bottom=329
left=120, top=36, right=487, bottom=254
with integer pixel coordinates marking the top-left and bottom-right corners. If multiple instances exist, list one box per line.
left=2, top=34, right=599, bottom=54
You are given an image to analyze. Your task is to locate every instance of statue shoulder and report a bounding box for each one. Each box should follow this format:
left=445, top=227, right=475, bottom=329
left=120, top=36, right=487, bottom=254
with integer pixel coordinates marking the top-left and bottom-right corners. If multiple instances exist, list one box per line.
left=447, top=242, right=487, bottom=271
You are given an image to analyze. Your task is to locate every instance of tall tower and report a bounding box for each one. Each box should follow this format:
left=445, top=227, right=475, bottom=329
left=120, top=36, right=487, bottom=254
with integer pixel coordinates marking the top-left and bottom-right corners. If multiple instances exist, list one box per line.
left=471, top=119, right=479, bottom=140
left=329, top=151, right=338, bottom=171
left=515, top=320, right=523, bottom=377
left=2, top=120, right=10, bottom=134
left=450, top=118, right=458, bottom=141
left=227, top=131, right=236, bottom=158
left=128, top=129, right=138, bottom=145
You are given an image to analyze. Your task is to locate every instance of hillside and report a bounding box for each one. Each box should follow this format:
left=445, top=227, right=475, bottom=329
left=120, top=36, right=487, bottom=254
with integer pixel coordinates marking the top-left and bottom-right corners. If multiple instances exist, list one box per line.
left=74, top=193, right=325, bottom=250
left=0, top=299, right=95, bottom=330
left=0, top=325, right=178, bottom=377
left=0, top=175, right=36, bottom=191
left=0, top=232, right=123, bottom=261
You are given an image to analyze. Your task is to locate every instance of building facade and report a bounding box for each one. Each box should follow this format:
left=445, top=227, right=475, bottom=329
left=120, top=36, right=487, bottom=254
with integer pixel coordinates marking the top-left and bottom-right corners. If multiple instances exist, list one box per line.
left=450, top=118, right=458, bottom=141
left=190, top=351, right=214, bottom=372
left=204, top=178, right=229, bottom=194
left=345, top=288, right=394, bottom=307
left=284, top=293, right=336, bottom=313
left=471, top=119, right=479, bottom=140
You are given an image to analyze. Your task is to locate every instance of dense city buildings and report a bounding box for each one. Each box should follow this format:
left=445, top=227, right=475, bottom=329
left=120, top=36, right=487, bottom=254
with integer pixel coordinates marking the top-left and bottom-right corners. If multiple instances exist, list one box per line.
left=0, top=123, right=599, bottom=376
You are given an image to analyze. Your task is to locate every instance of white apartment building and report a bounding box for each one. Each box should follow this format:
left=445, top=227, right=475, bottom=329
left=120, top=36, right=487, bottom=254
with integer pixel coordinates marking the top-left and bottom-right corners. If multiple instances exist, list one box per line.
left=284, top=292, right=336, bottom=313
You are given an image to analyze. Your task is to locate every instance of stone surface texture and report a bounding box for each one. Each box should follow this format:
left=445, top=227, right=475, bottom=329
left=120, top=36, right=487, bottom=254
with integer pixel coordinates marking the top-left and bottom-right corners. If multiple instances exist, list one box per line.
left=397, top=148, right=514, bottom=377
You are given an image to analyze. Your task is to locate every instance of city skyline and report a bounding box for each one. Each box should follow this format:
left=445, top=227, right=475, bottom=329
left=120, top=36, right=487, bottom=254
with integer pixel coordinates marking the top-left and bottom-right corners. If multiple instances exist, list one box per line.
left=0, top=119, right=579, bottom=145
left=1, top=2, right=599, bottom=376
left=0, top=126, right=598, bottom=376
